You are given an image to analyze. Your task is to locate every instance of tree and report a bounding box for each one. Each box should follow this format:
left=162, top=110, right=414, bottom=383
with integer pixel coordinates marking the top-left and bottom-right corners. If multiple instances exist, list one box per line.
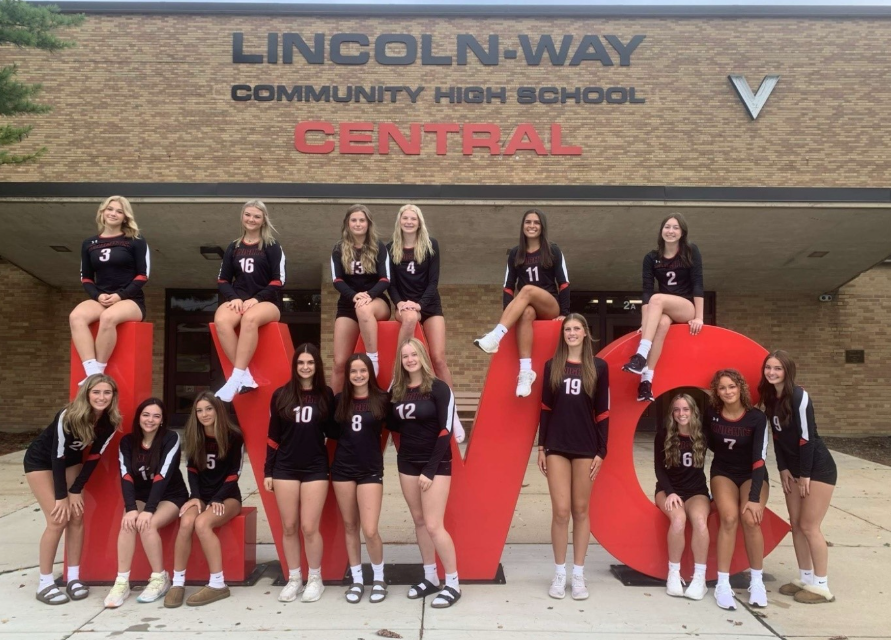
left=0, top=0, right=84, bottom=165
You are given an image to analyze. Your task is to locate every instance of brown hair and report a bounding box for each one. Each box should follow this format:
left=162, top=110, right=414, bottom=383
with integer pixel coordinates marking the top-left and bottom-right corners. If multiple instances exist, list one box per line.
left=708, top=368, right=754, bottom=412
left=548, top=313, right=598, bottom=397
left=758, top=349, right=797, bottom=427
left=338, top=204, right=380, bottom=273
left=652, top=213, right=693, bottom=267
left=515, top=208, right=554, bottom=268
left=336, top=353, right=389, bottom=422
left=183, top=392, right=241, bottom=471
left=275, top=343, right=330, bottom=421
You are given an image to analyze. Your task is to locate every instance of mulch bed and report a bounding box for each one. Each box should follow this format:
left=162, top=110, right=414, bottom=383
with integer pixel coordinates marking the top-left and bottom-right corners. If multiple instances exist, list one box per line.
left=823, top=436, right=891, bottom=468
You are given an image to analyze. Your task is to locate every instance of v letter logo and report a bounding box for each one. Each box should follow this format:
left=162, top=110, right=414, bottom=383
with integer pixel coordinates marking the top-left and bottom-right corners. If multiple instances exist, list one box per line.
left=729, top=74, right=780, bottom=120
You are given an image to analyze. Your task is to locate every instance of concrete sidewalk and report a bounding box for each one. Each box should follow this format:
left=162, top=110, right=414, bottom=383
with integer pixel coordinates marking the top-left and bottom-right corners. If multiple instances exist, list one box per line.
left=0, top=436, right=888, bottom=639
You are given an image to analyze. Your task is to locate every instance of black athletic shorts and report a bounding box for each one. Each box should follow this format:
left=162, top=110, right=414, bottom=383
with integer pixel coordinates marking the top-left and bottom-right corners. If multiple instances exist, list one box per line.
left=336, top=294, right=391, bottom=322
left=419, top=302, right=444, bottom=323
left=786, top=443, right=838, bottom=486
left=655, top=484, right=710, bottom=502
left=132, top=298, right=147, bottom=321
left=397, top=457, right=451, bottom=477
left=330, top=469, right=384, bottom=485
left=545, top=449, right=595, bottom=462
left=199, top=485, right=242, bottom=504
left=272, top=470, right=329, bottom=483
left=135, top=489, right=190, bottom=510
left=710, top=466, right=769, bottom=490
left=22, top=444, right=80, bottom=474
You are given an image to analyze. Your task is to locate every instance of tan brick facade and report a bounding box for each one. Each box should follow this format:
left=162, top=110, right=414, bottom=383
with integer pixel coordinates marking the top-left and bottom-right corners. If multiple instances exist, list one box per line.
left=1, top=15, right=890, bottom=187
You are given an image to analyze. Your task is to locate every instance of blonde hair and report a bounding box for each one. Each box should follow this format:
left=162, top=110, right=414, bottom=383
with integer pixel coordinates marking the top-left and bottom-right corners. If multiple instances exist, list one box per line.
left=390, top=203, right=434, bottom=265
left=663, top=394, right=706, bottom=468
left=238, top=200, right=278, bottom=250
left=338, top=204, right=379, bottom=273
left=549, top=313, right=598, bottom=397
left=64, top=374, right=122, bottom=445
left=391, top=338, right=435, bottom=401
left=95, top=196, right=140, bottom=238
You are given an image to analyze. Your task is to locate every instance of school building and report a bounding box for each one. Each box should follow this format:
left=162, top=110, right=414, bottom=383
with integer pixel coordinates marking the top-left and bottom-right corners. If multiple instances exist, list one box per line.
left=1, top=2, right=889, bottom=434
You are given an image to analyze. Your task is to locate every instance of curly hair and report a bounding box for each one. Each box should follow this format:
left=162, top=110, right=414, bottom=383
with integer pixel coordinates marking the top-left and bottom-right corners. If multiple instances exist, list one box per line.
left=708, top=368, right=753, bottom=412
left=663, top=394, right=706, bottom=468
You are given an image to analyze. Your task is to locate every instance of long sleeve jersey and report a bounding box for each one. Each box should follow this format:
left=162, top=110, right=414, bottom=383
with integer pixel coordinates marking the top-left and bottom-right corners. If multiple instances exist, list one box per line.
left=389, top=379, right=454, bottom=480
left=503, top=244, right=570, bottom=315
left=80, top=234, right=150, bottom=303
left=538, top=357, right=610, bottom=458
left=217, top=239, right=286, bottom=306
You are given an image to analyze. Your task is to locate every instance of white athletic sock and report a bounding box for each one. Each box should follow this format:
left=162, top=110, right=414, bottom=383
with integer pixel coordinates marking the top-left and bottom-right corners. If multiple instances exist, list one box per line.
left=208, top=571, right=225, bottom=589
left=308, top=567, right=321, bottom=578
left=289, top=567, right=302, bottom=579
left=230, top=368, right=246, bottom=383
left=444, top=571, right=459, bottom=590
left=572, top=564, right=585, bottom=577
left=172, top=570, right=186, bottom=587
left=492, top=324, right=508, bottom=341
left=423, top=563, right=438, bottom=583
left=117, top=571, right=130, bottom=582
left=800, top=569, right=814, bottom=584
left=519, top=358, right=532, bottom=372
left=372, top=562, right=385, bottom=583
left=668, top=561, right=681, bottom=573
left=636, top=339, right=652, bottom=358
left=350, top=564, right=363, bottom=584
left=96, top=362, right=107, bottom=373
left=554, top=563, right=566, bottom=577
left=694, top=563, right=707, bottom=578
left=750, top=568, right=764, bottom=585
left=38, top=573, right=55, bottom=592
left=82, top=359, right=101, bottom=376
left=641, top=367, right=654, bottom=383
left=67, top=565, right=80, bottom=583
left=717, top=571, right=730, bottom=586
left=367, top=351, right=379, bottom=362
left=814, top=575, right=828, bottom=589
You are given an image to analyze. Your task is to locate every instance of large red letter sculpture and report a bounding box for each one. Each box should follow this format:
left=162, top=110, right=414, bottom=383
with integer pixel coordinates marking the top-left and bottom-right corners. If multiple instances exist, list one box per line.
left=593, top=326, right=790, bottom=580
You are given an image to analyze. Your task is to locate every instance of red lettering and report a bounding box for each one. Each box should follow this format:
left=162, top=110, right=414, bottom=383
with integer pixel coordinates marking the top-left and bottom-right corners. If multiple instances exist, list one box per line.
left=379, top=123, right=422, bottom=155
left=462, top=123, right=501, bottom=155
left=339, top=122, right=375, bottom=154
left=294, top=121, right=335, bottom=154
left=503, top=123, right=548, bottom=156
left=550, top=123, right=582, bottom=156
left=423, top=123, right=460, bottom=155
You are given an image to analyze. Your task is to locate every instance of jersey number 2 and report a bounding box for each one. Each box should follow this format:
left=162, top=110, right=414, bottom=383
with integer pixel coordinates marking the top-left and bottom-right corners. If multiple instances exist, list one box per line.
left=666, top=271, right=677, bottom=286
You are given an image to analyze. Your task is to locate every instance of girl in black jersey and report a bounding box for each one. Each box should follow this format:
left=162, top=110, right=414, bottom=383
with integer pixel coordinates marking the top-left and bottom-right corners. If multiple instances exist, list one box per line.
left=759, top=351, right=837, bottom=604
left=23, top=374, right=121, bottom=605
left=654, top=394, right=710, bottom=601
left=390, top=338, right=461, bottom=608
left=388, top=204, right=465, bottom=443
left=331, top=354, right=389, bottom=603
left=706, top=369, right=770, bottom=611
left=622, top=214, right=704, bottom=403
left=105, top=398, right=188, bottom=608
left=474, top=209, right=570, bottom=398
left=165, top=392, right=243, bottom=608
left=537, top=314, right=609, bottom=601
left=214, top=200, right=287, bottom=402
left=264, top=343, right=334, bottom=604
left=330, top=204, right=391, bottom=391
left=70, top=196, right=150, bottom=383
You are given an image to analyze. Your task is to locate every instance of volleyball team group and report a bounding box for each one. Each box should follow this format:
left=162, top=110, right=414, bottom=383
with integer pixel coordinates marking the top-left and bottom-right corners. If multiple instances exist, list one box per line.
left=21, top=197, right=838, bottom=614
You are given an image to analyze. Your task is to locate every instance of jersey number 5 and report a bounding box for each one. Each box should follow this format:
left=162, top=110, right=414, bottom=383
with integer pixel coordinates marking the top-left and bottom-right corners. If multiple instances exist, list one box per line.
left=206, top=454, right=216, bottom=469
left=239, top=258, right=255, bottom=273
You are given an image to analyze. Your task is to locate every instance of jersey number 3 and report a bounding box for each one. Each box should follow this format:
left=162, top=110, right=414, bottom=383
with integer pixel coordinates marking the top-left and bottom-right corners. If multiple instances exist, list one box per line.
left=99, top=248, right=111, bottom=262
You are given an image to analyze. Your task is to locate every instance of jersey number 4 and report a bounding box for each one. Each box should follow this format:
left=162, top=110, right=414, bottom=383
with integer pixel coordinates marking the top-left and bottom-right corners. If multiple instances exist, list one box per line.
left=206, top=454, right=216, bottom=469
left=239, top=258, right=255, bottom=273
left=406, top=261, right=416, bottom=274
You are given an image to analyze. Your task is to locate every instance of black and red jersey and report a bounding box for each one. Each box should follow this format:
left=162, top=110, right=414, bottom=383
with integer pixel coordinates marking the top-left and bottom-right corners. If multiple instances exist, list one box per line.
left=330, top=394, right=386, bottom=478
left=767, top=386, right=835, bottom=480
left=706, top=407, right=768, bottom=502
left=25, top=409, right=116, bottom=500
left=654, top=429, right=708, bottom=498
left=331, top=241, right=391, bottom=302
left=538, top=358, right=610, bottom=458
left=80, top=234, right=150, bottom=304
left=217, top=239, right=286, bottom=307
left=387, top=239, right=441, bottom=308
left=187, top=432, right=244, bottom=504
left=642, top=244, right=704, bottom=304
left=264, top=386, right=334, bottom=478
left=118, top=431, right=188, bottom=513
left=389, top=379, right=454, bottom=480
left=503, top=244, right=570, bottom=316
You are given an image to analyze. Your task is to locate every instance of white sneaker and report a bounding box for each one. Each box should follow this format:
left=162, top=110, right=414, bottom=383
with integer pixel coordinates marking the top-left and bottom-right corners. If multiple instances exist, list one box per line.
left=570, top=574, right=589, bottom=600
left=278, top=576, right=303, bottom=602
left=473, top=333, right=499, bottom=354
left=748, top=581, right=768, bottom=607
left=548, top=573, right=566, bottom=599
left=516, top=370, right=537, bottom=398
left=714, top=583, right=736, bottom=610
left=215, top=375, right=241, bottom=402
left=137, top=571, right=170, bottom=603
left=104, top=577, right=130, bottom=608
left=301, top=575, right=324, bottom=603
left=666, top=570, right=685, bottom=597
left=238, top=370, right=259, bottom=394
left=684, top=573, right=707, bottom=601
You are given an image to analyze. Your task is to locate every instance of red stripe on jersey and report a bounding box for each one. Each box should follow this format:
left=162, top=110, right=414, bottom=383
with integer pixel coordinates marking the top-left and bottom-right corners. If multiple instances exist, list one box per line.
left=334, top=278, right=344, bottom=283
left=773, top=432, right=779, bottom=440
left=439, top=429, right=449, bottom=437
left=559, top=282, right=570, bottom=291
left=153, top=474, right=164, bottom=482
left=267, top=438, right=279, bottom=450
left=86, top=454, right=100, bottom=461
left=799, top=438, right=808, bottom=446
left=216, top=279, right=229, bottom=284
left=541, top=402, right=552, bottom=411
left=81, top=278, right=94, bottom=283
left=595, top=410, right=609, bottom=422
left=752, top=459, right=765, bottom=470
left=379, top=277, right=389, bottom=282
left=504, top=288, right=514, bottom=296
left=123, top=473, right=134, bottom=483
left=224, top=474, right=239, bottom=482
left=187, top=466, right=197, bottom=473
left=134, top=275, right=148, bottom=281
left=269, top=280, right=282, bottom=286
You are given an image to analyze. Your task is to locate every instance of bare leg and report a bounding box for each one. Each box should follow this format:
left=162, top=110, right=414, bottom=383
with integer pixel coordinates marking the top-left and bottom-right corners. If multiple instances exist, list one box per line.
left=213, top=305, right=242, bottom=365
left=300, top=480, right=329, bottom=570
left=26, top=470, right=69, bottom=575
left=116, top=511, right=138, bottom=573
left=173, top=503, right=201, bottom=572
left=569, top=458, right=595, bottom=567
left=273, top=479, right=303, bottom=572
left=138, top=502, right=181, bottom=573
left=685, top=495, right=711, bottom=566
left=400, top=473, right=436, bottom=566
left=94, top=300, right=143, bottom=363
left=194, top=499, right=242, bottom=574
left=233, top=302, right=280, bottom=370
left=517, top=306, right=538, bottom=360
left=420, top=476, right=457, bottom=574
left=647, top=314, right=674, bottom=371
left=357, top=483, right=384, bottom=565
left=799, top=481, right=834, bottom=577
left=545, top=455, right=572, bottom=565
left=69, top=300, right=105, bottom=364
left=711, top=477, right=741, bottom=573
left=496, top=286, right=559, bottom=331
left=355, top=299, right=391, bottom=354
left=332, top=318, right=361, bottom=393
left=395, top=307, right=420, bottom=350
left=656, top=490, right=688, bottom=563
left=739, top=479, right=769, bottom=571
left=784, top=488, right=812, bottom=571
left=423, top=316, right=453, bottom=385
left=64, top=465, right=85, bottom=567
left=333, top=481, right=362, bottom=567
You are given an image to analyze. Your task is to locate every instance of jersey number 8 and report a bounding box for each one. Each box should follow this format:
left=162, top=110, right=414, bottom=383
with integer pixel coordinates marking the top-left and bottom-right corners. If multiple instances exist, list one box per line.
left=351, top=415, right=363, bottom=432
